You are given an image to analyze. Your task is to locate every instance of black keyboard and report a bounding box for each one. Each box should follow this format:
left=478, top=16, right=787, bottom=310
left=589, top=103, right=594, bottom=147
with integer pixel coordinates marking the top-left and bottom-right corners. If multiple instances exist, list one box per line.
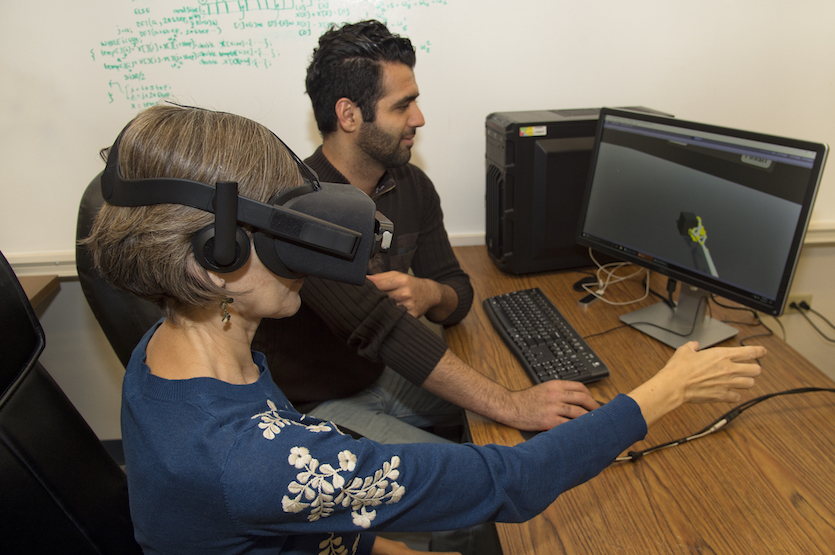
left=483, top=288, right=609, bottom=384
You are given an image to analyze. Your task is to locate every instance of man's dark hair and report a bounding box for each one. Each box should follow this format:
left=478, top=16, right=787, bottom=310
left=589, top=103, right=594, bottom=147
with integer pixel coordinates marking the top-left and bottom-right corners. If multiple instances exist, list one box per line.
left=306, top=20, right=416, bottom=134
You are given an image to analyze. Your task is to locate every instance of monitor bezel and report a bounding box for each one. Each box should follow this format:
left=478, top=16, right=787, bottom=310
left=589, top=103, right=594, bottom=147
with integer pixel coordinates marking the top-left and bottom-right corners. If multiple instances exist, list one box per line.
left=576, top=107, right=829, bottom=317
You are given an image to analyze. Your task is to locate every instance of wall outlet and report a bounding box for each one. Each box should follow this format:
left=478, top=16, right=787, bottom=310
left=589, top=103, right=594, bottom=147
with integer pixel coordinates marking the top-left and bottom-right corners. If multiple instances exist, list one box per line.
left=787, top=294, right=813, bottom=311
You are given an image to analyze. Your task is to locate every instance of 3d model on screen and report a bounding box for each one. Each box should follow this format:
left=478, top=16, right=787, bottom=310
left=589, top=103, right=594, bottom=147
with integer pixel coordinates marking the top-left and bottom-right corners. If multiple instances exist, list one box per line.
left=678, top=211, right=719, bottom=278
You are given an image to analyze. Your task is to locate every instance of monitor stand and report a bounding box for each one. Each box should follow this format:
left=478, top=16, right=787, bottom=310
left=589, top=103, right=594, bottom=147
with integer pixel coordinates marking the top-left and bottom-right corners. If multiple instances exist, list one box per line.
left=619, top=285, right=738, bottom=349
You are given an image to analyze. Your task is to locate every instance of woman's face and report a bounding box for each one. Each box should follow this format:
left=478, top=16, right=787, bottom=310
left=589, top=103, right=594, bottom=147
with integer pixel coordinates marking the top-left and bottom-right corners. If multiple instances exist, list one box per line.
left=223, top=245, right=303, bottom=321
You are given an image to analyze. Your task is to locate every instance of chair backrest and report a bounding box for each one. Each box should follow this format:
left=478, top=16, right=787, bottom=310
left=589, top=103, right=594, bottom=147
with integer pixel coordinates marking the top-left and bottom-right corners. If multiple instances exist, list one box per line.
left=0, top=250, right=141, bottom=553
left=76, top=172, right=162, bottom=368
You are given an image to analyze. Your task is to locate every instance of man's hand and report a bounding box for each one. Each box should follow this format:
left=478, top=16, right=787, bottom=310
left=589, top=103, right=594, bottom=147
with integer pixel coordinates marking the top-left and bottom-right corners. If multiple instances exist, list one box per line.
left=422, top=350, right=600, bottom=432
left=501, top=380, right=600, bottom=431
left=368, top=270, right=456, bottom=321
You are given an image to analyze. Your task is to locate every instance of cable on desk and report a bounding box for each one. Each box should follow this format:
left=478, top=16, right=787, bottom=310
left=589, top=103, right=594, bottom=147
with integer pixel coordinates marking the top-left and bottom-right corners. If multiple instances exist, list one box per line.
left=615, top=387, right=835, bottom=463
left=792, top=301, right=835, bottom=343
left=582, top=324, right=631, bottom=341
left=581, top=249, right=651, bottom=307
left=737, top=323, right=778, bottom=347
left=710, top=295, right=783, bottom=344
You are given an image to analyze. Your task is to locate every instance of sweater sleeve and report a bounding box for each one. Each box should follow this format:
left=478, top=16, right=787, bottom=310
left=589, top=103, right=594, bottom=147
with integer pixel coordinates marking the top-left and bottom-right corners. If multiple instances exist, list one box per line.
left=408, top=167, right=473, bottom=326
left=223, top=394, right=647, bottom=536
left=300, top=276, right=449, bottom=385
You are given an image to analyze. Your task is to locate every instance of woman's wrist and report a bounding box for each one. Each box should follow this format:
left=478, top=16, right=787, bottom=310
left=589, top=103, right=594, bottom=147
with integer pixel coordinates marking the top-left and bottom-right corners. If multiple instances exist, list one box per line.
left=626, top=373, right=684, bottom=427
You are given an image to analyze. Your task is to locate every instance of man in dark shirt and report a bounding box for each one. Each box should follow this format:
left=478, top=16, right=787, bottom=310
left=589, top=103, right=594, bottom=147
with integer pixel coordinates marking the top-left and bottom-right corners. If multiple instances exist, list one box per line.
left=253, top=20, right=599, bottom=443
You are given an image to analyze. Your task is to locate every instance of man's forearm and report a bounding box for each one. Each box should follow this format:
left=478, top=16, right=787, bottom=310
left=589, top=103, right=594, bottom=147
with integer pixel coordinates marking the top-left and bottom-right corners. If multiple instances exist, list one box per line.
left=420, top=349, right=514, bottom=422
left=420, top=349, right=600, bottom=431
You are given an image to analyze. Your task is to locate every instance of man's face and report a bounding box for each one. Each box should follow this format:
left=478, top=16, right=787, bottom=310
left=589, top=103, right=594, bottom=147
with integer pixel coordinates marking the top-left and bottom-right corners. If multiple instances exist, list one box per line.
left=356, top=62, right=425, bottom=169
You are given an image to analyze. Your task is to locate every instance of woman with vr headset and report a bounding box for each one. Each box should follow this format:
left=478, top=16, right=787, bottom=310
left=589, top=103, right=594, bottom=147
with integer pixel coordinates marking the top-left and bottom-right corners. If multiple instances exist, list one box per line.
left=84, top=104, right=765, bottom=555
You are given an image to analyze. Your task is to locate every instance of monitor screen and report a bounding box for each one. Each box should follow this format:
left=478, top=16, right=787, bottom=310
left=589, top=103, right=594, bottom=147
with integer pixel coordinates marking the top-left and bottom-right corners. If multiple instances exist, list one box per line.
left=577, top=108, right=828, bottom=348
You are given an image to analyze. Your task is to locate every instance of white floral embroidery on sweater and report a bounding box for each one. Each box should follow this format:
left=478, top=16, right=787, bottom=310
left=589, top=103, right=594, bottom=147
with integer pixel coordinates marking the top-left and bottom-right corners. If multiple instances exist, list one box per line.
left=250, top=400, right=406, bottom=529
left=251, top=399, right=333, bottom=439
left=317, top=532, right=359, bottom=555
left=282, top=446, right=404, bottom=528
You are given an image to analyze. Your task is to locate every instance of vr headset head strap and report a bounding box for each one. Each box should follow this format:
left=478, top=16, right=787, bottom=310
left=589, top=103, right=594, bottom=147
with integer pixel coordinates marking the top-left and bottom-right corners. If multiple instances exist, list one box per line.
left=101, top=133, right=362, bottom=261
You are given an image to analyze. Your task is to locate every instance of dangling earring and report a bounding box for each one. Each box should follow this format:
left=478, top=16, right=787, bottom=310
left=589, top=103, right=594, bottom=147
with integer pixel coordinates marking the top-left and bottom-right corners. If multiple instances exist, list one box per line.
left=218, top=279, right=233, bottom=324
left=220, top=296, right=234, bottom=324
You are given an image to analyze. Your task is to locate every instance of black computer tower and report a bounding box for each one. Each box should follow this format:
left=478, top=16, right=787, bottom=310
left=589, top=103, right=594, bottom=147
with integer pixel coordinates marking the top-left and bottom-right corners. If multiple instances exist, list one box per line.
left=485, top=107, right=669, bottom=274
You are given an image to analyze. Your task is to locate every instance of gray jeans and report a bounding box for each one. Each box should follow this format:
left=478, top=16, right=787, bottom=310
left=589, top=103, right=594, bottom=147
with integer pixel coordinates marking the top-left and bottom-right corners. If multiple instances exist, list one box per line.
left=307, top=367, right=462, bottom=444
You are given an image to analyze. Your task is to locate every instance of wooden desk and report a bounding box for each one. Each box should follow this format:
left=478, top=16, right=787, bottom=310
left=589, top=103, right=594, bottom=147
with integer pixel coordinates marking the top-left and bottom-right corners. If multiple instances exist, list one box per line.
left=19, top=274, right=60, bottom=308
left=447, top=246, right=835, bottom=554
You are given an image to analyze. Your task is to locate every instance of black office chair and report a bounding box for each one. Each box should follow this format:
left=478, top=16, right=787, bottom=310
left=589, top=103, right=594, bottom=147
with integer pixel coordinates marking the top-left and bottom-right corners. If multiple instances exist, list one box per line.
left=76, top=173, right=161, bottom=368
left=0, top=250, right=141, bottom=553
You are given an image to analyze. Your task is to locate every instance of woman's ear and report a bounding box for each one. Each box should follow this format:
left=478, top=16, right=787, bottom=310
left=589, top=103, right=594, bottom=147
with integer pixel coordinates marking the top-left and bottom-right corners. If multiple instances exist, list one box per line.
left=206, top=270, right=226, bottom=289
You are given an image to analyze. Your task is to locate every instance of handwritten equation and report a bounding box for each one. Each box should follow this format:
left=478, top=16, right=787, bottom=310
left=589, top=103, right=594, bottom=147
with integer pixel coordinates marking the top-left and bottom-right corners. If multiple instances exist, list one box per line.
left=93, top=0, right=447, bottom=109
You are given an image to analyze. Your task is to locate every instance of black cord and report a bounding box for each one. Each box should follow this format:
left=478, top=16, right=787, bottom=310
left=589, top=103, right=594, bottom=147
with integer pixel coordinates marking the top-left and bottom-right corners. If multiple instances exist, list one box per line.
left=797, top=311, right=835, bottom=342
left=793, top=301, right=835, bottom=343
left=616, top=387, right=835, bottom=463
left=710, top=295, right=758, bottom=320
left=666, top=277, right=677, bottom=309
left=738, top=322, right=778, bottom=346
left=800, top=301, right=835, bottom=330
left=582, top=323, right=631, bottom=341
left=710, top=295, right=783, bottom=343
left=643, top=275, right=675, bottom=309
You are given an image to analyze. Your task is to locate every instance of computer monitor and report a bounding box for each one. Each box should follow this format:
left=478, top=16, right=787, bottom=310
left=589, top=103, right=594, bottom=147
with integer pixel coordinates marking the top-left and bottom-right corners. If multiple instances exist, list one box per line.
left=577, top=108, right=829, bottom=348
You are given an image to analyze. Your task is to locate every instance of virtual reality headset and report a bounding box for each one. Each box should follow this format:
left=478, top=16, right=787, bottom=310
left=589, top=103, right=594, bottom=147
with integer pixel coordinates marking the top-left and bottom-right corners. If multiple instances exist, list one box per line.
left=100, top=130, right=393, bottom=286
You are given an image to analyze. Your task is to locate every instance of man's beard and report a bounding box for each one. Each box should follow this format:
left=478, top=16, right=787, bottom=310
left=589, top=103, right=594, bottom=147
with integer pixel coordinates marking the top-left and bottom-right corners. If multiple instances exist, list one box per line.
left=357, top=121, right=414, bottom=168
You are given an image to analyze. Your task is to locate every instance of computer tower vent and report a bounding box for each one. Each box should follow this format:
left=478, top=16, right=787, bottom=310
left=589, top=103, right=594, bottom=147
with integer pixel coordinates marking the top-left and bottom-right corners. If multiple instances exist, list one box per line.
left=553, top=108, right=601, bottom=118
left=485, top=163, right=505, bottom=262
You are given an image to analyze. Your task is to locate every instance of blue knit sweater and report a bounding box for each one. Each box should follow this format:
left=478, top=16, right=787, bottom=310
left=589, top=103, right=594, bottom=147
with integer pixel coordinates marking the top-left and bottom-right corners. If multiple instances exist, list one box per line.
left=123, top=321, right=647, bottom=554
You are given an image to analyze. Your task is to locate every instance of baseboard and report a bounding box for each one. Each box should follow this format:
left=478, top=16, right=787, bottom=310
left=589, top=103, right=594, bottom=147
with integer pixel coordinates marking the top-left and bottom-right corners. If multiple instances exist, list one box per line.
left=7, top=251, right=78, bottom=277
left=8, top=222, right=835, bottom=277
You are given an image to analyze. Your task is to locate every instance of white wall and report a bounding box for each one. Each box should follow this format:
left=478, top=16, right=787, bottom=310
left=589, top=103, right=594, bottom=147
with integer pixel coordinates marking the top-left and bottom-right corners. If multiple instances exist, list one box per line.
left=2, top=0, right=835, bottom=266
left=774, top=244, right=835, bottom=374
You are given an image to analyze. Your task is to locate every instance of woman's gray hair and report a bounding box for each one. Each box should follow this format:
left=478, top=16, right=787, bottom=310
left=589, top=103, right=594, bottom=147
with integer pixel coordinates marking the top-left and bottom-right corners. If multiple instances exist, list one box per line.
left=82, top=104, right=301, bottom=321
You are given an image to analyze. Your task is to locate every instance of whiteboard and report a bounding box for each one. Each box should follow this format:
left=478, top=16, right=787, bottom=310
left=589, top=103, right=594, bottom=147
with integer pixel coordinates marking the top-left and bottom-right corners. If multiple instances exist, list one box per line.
left=2, top=0, right=834, bottom=262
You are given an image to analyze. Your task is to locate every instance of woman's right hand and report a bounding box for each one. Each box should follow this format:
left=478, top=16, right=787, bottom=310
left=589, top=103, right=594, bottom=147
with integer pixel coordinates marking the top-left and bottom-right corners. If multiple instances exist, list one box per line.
left=627, top=341, right=765, bottom=427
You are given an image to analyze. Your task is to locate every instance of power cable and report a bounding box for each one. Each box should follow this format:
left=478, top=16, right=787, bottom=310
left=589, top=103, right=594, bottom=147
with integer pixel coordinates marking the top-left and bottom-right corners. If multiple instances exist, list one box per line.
left=616, top=387, right=835, bottom=463
left=792, top=301, right=835, bottom=343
